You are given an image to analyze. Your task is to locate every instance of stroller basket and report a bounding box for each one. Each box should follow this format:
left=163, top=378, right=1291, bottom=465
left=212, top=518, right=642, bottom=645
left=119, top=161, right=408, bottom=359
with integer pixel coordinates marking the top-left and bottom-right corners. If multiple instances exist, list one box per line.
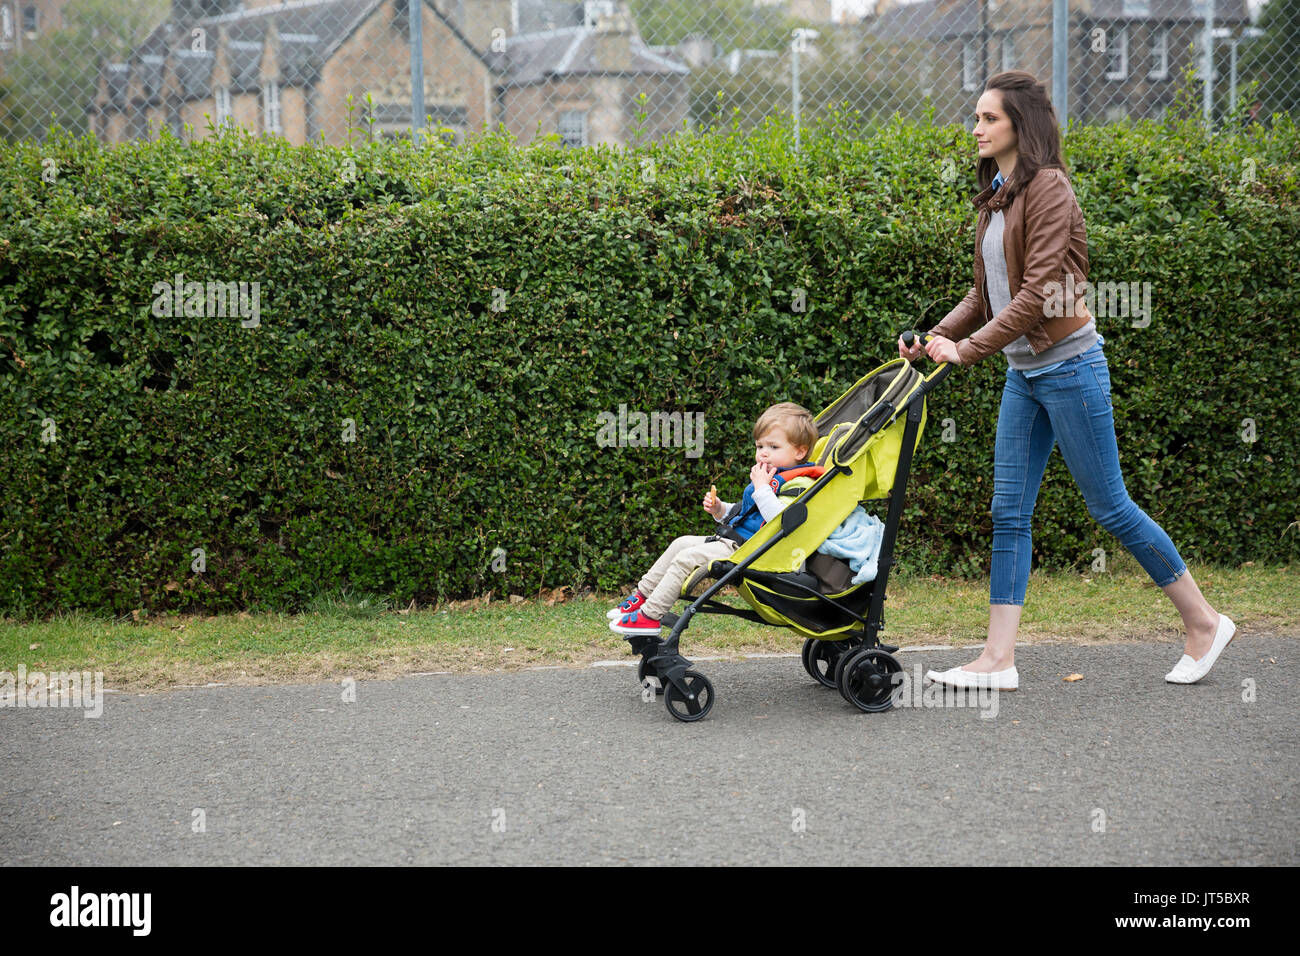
left=626, top=338, right=952, bottom=722
left=720, top=567, right=877, bottom=636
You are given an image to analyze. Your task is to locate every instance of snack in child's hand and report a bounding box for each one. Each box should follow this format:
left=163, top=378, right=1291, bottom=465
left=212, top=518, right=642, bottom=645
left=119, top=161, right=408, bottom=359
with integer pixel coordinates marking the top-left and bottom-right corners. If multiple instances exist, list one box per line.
left=710, top=484, right=717, bottom=498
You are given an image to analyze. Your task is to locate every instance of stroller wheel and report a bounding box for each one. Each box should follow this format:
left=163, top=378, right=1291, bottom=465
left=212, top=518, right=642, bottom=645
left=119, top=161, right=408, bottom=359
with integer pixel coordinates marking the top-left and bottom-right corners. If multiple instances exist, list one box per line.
left=837, top=649, right=903, bottom=713
left=830, top=636, right=865, bottom=686
left=637, top=657, right=665, bottom=695
left=664, top=670, right=715, bottom=722
left=804, top=639, right=840, bottom=688
left=804, top=638, right=860, bottom=689
left=800, top=639, right=821, bottom=683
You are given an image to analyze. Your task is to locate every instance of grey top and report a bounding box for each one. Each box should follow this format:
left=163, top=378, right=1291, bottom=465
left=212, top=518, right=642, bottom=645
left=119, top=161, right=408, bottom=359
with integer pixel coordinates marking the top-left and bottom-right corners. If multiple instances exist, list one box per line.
left=983, top=209, right=1099, bottom=371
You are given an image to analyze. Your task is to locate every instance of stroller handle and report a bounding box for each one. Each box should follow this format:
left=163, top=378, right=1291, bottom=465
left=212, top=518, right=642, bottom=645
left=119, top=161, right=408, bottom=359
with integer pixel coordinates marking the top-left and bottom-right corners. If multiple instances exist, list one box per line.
left=899, top=329, right=954, bottom=391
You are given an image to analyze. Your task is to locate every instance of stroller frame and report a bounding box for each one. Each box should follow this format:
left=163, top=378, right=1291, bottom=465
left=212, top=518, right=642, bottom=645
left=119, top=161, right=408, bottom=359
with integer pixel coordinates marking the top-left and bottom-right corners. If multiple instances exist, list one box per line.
left=627, top=337, right=952, bottom=721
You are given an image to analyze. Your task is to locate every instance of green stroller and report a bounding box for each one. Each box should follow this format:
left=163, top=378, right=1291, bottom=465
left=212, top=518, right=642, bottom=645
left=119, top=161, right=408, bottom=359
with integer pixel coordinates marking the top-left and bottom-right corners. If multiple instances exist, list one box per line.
left=626, top=332, right=953, bottom=721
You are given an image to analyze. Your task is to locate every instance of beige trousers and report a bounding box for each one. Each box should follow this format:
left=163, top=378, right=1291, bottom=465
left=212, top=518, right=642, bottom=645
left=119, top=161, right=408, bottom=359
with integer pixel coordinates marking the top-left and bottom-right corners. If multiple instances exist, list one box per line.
left=637, top=535, right=740, bottom=621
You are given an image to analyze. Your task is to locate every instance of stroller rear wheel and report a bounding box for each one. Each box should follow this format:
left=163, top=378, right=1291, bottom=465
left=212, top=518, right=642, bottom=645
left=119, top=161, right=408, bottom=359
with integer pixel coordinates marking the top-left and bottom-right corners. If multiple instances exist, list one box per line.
left=800, top=639, right=820, bottom=683
left=664, top=670, right=715, bottom=722
left=837, top=648, right=902, bottom=713
left=803, top=637, right=861, bottom=689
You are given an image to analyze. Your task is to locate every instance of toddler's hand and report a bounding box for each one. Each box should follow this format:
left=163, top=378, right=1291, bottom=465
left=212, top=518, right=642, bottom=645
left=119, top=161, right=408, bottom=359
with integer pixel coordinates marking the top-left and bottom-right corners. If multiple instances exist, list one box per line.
left=750, top=462, right=775, bottom=488
left=703, top=484, right=725, bottom=519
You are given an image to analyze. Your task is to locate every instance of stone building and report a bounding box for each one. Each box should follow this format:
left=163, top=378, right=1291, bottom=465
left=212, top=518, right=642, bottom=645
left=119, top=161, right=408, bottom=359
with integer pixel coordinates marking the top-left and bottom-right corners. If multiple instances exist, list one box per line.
left=89, top=0, right=689, bottom=147
left=858, top=0, right=1253, bottom=124
left=0, top=0, right=75, bottom=55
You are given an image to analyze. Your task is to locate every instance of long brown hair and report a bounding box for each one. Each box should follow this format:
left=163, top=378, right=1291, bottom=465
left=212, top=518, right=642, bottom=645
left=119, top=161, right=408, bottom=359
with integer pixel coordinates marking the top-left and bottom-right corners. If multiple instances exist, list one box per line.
left=977, top=71, right=1067, bottom=200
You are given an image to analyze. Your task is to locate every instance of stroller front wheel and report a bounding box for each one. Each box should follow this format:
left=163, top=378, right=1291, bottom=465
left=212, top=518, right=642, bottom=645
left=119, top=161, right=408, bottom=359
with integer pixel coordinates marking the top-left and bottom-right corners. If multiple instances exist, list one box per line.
left=664, top=670, right=715, bottom=722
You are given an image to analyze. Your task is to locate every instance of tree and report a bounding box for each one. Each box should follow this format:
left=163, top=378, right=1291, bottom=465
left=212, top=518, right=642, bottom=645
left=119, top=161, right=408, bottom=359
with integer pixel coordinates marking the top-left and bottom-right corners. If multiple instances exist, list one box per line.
left=0, top=0, right=168, bottom=143
left=1239, top=0, right=1300, bottom=121
left=627, top=0, right=793, bottom=51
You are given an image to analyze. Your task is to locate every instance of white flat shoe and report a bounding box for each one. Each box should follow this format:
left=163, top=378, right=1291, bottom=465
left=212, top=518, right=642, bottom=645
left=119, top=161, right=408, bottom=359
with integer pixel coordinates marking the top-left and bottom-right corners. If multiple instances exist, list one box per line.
left=1163, top=654, right=1195, bottom=682
left=924, top=665, right=1018, bottom=691
left=1166, top=614, right=1236, bottom=684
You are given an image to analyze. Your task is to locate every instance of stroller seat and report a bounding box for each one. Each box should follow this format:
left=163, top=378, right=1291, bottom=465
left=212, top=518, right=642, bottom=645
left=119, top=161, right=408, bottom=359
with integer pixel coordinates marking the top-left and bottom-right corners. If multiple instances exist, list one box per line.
left=689, top=358, right=927, bottom=634
left=628, top=343, right=953, bottom=722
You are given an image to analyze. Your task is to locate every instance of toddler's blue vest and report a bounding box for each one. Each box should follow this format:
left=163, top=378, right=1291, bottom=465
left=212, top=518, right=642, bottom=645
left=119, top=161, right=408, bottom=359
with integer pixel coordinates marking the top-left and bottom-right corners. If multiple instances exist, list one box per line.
left=724, top=462, right=816, bottom=541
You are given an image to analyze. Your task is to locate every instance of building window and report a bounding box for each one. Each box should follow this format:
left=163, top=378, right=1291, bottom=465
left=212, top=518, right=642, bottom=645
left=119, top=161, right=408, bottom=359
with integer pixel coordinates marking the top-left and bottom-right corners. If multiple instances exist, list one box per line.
left=1149, top=26, right=1168, bottom=79
left=558, top=109, right=587, bottom=147
left=2, top=6, right=14, bottom=47
left=1001, top=34, right=1016, bottom=71
left=214, top=86, right=232, bottom=127
left=1104, top=24, right=1128, bottom=80
left=263, top=82, right=281, bottom=134
left=21, top=4, right=35, bottom=37
left=962, top=39, right=978, bottom=92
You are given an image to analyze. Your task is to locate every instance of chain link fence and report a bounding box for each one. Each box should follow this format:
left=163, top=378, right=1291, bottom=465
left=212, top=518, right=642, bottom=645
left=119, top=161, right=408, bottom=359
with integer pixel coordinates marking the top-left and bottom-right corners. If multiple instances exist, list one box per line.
left=0, top=0, right=1295, bottom=146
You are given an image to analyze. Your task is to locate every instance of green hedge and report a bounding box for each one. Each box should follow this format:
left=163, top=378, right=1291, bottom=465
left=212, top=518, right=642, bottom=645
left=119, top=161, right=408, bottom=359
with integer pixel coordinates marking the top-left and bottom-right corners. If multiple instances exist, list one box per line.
left=2, top=112, right=1297, bottom=616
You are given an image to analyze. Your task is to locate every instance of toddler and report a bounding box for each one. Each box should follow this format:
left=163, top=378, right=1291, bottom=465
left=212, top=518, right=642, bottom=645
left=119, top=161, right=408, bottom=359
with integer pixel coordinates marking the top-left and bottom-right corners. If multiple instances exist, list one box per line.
left=608, top=402, right=820, bottom=637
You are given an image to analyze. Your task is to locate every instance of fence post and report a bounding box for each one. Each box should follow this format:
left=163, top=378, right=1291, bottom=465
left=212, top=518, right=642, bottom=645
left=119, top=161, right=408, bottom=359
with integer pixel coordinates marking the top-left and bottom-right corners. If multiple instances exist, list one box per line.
left=1202, top=0, right=1215, bottom=125
left=792, top=29, right=802, bottom=152
left=1052, top=0, right=1069, bottom=132
left=410, top=0, right=425, bottom=145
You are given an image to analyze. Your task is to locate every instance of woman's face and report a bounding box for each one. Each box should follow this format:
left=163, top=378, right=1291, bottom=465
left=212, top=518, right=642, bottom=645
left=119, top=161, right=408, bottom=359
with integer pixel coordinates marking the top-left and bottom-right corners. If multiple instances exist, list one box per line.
left=974, top=90, right=1018, bottom=170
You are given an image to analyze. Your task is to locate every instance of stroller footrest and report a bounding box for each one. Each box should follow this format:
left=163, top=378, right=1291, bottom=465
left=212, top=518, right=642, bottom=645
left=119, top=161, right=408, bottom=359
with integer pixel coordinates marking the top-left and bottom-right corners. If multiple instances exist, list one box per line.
left=624, top=633, right=658, bottom=657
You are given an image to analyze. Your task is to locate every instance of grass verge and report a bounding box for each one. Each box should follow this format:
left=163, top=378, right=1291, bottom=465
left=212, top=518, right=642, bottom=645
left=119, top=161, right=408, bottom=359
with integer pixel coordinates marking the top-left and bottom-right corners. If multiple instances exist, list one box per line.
left=1, top=563, right=1294, bottom=692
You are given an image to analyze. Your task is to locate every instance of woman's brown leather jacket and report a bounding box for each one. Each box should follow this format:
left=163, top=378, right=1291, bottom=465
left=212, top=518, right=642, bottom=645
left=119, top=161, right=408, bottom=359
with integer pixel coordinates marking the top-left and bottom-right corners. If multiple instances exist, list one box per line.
left=930, top=166, right=1093, bottom=366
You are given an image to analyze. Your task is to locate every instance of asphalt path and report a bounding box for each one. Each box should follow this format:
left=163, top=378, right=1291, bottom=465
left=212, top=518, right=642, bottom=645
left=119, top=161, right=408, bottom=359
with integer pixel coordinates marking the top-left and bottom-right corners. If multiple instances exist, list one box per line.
left=2, top=636, right=1296, bottom=865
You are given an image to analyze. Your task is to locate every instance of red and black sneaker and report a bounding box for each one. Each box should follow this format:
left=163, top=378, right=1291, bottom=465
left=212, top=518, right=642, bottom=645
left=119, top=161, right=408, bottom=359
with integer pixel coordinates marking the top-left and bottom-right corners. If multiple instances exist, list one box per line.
left=606, top=591, right=646, bottom=621
left=608, top=608, right=661, bottom=636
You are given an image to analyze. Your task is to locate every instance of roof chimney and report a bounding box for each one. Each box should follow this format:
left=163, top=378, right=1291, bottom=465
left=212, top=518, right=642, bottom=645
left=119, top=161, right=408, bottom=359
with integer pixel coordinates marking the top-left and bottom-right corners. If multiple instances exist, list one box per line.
left=590, top=1, right=632, bottom=72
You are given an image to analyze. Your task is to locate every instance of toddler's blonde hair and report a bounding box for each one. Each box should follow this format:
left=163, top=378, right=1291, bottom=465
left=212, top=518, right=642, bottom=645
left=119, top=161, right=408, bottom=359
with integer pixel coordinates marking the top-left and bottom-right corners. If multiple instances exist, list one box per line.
left=753, top=402, right=818, bottom=456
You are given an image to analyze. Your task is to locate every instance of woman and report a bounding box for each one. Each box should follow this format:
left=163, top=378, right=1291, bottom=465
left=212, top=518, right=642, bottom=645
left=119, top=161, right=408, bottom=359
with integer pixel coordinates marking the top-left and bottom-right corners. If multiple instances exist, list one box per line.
left=901, top=70, right=1233, bottom=690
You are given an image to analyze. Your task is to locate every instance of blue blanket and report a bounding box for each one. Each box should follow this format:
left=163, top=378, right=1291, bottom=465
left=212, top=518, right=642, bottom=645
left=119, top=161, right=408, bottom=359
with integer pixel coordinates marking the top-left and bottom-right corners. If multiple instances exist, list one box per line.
left=817, top=507, right=885, bottom=584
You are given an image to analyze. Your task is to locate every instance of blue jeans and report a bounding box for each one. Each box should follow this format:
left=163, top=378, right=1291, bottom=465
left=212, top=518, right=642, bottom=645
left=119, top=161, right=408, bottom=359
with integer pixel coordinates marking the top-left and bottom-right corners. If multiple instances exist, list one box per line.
left=990, top=344, right=1186, bottom=605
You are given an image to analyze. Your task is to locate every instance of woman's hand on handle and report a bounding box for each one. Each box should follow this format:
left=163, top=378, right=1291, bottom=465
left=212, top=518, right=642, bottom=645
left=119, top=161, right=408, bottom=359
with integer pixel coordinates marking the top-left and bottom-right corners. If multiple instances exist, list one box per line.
left=925, top=334, right=960, bottom=365
left=898, top=334, right=925, bottom=361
